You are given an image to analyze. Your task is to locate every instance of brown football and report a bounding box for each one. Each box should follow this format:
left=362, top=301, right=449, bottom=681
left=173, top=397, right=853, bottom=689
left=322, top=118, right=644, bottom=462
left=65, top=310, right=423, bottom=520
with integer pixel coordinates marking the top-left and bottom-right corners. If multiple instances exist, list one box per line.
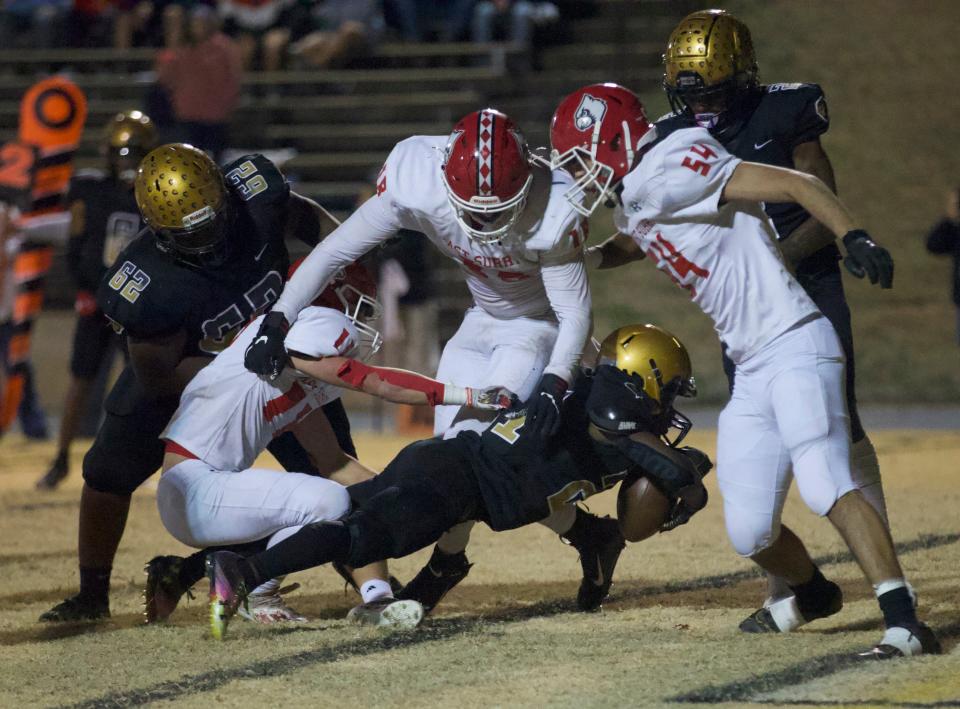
left=617, top=476, right=671, bottom=542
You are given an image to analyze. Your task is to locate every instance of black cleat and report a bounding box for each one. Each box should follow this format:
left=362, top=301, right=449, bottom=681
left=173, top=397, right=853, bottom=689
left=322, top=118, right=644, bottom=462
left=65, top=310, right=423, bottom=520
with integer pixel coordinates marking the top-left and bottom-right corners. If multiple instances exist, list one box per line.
left=860, top=622, right=942, bottom=659
left=740, top=581, right=843, bottom=633
left=39, top=593, right=109, bottom=622
left=566, top=515, right=626, bottom=612
left=395, top=547, right=472, bottom=614
left=36, top=452, right=69, bottom=490
left=144, top=555, right=194, bottom=624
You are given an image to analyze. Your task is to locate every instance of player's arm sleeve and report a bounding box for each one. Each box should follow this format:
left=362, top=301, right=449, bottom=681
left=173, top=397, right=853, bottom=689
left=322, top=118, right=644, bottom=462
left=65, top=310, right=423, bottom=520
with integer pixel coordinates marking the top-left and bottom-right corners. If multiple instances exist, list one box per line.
left=614, top=434, right=700, bottom=497
left=540, top=241, right=592, bottom=382
left=660, top=133, right=742, bottom=220
left=926, top=219, right=960, bottom=254
left=787, top=84, right=830, bottom=148
left=269, top=194, right=404, bottom=322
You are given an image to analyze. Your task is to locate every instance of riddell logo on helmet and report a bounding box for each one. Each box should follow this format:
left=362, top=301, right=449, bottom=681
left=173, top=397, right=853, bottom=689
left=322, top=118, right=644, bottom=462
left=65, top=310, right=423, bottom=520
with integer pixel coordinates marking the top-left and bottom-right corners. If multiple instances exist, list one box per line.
left=181, top=205, right=216, bottom=228
left=469, top=196, right=502, bottom=206
left=574, top=94, right=607, bottom=131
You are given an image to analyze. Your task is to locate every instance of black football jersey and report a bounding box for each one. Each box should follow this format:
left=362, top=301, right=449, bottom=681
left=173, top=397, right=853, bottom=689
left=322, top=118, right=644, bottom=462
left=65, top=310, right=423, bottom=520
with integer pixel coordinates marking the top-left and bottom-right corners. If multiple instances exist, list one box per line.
left=460, top=374, right=636, bottom=532
left=66, top=169, right=142, bottom=292
left=97, top=154, right=290, bottom=357
left=655, top=83, right=837, bottom=277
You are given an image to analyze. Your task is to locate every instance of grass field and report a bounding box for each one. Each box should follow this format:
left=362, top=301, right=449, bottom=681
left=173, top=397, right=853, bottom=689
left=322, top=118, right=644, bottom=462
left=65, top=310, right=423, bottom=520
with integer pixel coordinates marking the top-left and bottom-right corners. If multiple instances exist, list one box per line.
left=589, top=0, right=960, bottom=404
left=1, top=430, right=958, bottom=708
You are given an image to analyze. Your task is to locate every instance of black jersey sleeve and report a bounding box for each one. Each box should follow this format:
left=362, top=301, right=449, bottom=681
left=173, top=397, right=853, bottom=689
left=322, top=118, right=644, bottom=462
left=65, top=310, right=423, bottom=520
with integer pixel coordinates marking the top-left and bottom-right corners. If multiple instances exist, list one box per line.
left=96, top=235, right=187, bottom=340
left=766, top=83, right=829, bottom=148
left=223, top=154, right=291, bottom=242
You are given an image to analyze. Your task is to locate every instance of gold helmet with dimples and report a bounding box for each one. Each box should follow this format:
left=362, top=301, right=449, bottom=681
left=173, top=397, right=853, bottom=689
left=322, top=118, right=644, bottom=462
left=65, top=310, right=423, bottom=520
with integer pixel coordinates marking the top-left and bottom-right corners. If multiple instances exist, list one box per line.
left=586, top=324, right=697, bottom=443
left=134, top=143, right=230, bottom=263
left=663, top=9, right=758, bottom=127
left=105, top=110, right=158, bottom=185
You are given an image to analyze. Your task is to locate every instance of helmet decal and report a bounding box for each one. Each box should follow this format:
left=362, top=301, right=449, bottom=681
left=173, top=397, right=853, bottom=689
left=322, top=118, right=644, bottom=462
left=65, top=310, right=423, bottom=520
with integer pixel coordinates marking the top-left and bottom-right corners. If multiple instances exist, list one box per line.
left=574, top=94, right=607, bottom=132
left=476, top=110, right=494, bottom=198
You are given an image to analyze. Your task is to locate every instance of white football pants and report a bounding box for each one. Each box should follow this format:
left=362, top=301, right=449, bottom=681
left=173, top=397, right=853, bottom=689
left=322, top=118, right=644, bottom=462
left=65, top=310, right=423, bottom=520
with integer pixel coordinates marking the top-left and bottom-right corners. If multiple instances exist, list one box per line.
left=433, top=306, right=558, bottom=437
left=157, top=459, right=351, bottom=549
left=717, top=316, right=857, bottom=557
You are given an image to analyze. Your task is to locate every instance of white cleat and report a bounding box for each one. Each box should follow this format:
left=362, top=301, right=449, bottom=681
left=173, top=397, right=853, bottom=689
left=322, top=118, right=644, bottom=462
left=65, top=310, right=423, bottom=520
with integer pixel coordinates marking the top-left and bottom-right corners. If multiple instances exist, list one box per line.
left=238, top=581, right=307, bottom=624
left=347, top=598, right=424, bottom=630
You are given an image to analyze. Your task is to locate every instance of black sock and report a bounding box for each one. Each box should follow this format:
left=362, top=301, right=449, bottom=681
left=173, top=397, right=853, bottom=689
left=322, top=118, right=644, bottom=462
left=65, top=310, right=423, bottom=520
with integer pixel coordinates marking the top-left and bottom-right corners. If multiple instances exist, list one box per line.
left=878, top=586, right=917, bottom=628
left=79, top=567, right=111, bottom=601
left=431, top=545, right=468, bottom=569
left=180, top=551, right=208, bottom=588
left=789, top=567, right=835, bottom=617
left=560, top=507, right=596, bottom=547
left=243, top=523, right=352, bottom=590
left=182, top=539, right=271, bottom=588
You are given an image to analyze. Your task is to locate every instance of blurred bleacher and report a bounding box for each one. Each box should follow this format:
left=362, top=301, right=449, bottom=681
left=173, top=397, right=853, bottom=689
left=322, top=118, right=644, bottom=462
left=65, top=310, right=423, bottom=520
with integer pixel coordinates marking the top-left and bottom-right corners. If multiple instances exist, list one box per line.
left=0, top=0, right=695, bottom=336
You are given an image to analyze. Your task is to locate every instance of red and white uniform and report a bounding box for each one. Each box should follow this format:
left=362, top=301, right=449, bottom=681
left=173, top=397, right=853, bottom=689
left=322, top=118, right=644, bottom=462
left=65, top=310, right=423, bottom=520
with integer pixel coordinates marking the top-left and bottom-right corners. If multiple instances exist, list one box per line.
left=271, top=136, right=592, bottom=435
left=156, top=307, right=355, bottom=549
left=617, top=127, right=854, bottom=556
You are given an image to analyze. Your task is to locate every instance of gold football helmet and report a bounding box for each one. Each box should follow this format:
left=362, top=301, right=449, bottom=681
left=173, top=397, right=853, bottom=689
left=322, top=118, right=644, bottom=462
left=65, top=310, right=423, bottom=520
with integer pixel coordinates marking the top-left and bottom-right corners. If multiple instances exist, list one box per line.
left=587, top=324, right=696, bottom=441
left=105, top=110, right=158, bottom=184
left=663, top=9, right=758, bottom=121
left=134, top=143, right=229, bottom=260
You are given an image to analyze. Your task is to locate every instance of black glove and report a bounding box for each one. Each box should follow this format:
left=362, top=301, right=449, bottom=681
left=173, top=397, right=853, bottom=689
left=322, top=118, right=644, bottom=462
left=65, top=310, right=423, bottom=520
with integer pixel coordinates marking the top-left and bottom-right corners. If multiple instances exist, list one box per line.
left=842, top=229, right=894, bottom=288
left=523, top=373, right=568, bottom=441
left=659, top=446, right=712, bottom=533
left=243, top=311, right=290, bottom=380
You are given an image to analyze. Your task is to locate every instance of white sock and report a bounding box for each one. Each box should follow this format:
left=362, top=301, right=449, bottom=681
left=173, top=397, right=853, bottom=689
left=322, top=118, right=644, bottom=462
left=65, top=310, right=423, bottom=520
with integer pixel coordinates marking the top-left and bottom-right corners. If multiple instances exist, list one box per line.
left=250, top=576, right=282, bottom=598
left=437, top=520, right=475, bottom=554
left=874, top=578, right=907, bottom=598
left=360, top=578, right=393, bottom=604
left=851, top=436, right=888, bottom=527
left=538, top=505, right=577, bottom=535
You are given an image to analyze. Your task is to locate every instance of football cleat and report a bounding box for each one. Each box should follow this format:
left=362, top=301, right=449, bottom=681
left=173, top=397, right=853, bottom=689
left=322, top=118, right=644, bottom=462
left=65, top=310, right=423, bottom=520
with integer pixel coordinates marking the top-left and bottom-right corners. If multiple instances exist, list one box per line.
left=395, top=547, right=472, bottom=614
left=206, top=551, right=248, bottom=641
left=143, top=555, right=193, bottom=624
left=739, top=582, right=843, bottom=633
left=346, top=598, right=424, bottom=630
left=39, top=593, right=109, bottom=622
left=566, top=515, right=626, bottom=612
left=35, top=452, right=69, bottom=490
left=859, top=623, right=942, bottom=659
left=237, top=580, right=306, bottom=624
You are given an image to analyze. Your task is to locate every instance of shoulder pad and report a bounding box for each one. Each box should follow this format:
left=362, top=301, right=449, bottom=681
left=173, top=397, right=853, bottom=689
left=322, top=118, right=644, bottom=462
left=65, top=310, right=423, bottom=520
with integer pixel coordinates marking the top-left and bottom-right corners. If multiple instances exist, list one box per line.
left=380, top=135, right=447, bottom=211
left=223, top=154, right=289, bottom=203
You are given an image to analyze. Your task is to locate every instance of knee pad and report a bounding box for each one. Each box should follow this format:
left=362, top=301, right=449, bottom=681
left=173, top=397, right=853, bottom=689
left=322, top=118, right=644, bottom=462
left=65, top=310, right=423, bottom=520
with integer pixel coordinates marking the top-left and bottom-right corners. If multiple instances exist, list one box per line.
left=344, top=506, right=400, bottom=569
left=315, top=482, right=351, bottom=522
left=725, top=505, right=781, bottom=557
left=82, top=440, right=153, bottom=495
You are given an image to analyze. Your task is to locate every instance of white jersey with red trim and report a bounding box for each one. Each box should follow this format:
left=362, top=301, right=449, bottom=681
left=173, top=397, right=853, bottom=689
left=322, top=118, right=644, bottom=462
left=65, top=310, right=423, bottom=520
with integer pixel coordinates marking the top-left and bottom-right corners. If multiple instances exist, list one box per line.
left=162, top=306, right=356, bottom=471
left=614, top=127, right=819, bottom=363
left=270, top=135, right=591, bottom=382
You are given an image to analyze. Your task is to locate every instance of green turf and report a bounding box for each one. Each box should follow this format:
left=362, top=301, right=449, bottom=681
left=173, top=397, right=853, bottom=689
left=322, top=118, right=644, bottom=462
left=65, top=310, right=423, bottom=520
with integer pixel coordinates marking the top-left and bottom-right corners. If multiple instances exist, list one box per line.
left=590, top=0, right=960, bottom=403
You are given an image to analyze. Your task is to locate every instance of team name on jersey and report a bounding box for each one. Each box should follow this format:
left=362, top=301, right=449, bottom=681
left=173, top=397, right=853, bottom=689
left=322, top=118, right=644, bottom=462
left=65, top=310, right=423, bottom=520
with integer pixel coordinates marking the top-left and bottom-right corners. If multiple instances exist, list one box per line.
left=445, top=239, right=517, bottom=270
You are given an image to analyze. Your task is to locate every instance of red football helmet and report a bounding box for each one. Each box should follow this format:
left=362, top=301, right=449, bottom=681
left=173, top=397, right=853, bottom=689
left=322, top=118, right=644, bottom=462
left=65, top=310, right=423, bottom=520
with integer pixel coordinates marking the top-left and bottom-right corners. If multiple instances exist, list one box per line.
left=550, top=83, right=652, bottom=216
left=289, top=257, right=383, bottom=360
left=442, top=108, right=533, bottom=244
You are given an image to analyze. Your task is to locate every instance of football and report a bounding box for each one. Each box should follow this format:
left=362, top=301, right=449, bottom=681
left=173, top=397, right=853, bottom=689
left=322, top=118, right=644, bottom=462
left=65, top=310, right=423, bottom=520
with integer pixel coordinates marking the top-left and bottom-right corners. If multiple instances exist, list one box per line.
left=616, top=475, right=671, bottom=542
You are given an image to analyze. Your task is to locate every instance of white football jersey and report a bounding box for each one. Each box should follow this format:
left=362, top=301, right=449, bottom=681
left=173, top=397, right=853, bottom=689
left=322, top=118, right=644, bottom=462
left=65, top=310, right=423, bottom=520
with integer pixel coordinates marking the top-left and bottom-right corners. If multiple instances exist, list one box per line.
left=162, top=306, right=356, bottom=471
left=615, top=127, right=819, bottom=363
left=271, top=135, right=592, bottom=381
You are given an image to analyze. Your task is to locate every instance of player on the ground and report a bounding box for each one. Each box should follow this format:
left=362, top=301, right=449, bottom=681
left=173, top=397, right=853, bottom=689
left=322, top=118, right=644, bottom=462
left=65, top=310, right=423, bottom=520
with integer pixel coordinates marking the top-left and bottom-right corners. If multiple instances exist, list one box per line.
left=39, top=143, right=354, bottom=623
left=243, top=109, right=625, bottom=614
left=657, top=9, right=895, bottom=631
left=550, top=83, right=939, bottom=658
left=36, top=110, right=157, bottom=490
left=207, top=323, right=712, bottom=640
left=146, top=260, right=511, bottom=628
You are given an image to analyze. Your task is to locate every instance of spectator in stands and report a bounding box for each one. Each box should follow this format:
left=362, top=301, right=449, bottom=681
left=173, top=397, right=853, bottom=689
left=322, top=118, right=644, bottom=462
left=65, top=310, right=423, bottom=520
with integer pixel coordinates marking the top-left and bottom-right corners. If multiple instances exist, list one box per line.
left=470, top=0, right=557, bottom=46
left=113, top=0, right=153, bottom=47
left=383, top=0, right=475, bottom=42
left=0, top=0, right=69, bottom=48
left=287, top=0, right=384, bottom=69
left=218, top=0, right=292, bottom=70
left=64, top=0, right=114, bottom=47
left=926, top=187, right=960, bottom=345
left=157, top=4, right=241, bottom=161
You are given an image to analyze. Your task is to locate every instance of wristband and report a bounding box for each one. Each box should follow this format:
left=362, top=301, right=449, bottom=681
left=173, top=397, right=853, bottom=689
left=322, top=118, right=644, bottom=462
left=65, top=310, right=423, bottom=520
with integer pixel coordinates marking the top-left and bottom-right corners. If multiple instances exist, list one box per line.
left=442, top=385, right=468, bottom=406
